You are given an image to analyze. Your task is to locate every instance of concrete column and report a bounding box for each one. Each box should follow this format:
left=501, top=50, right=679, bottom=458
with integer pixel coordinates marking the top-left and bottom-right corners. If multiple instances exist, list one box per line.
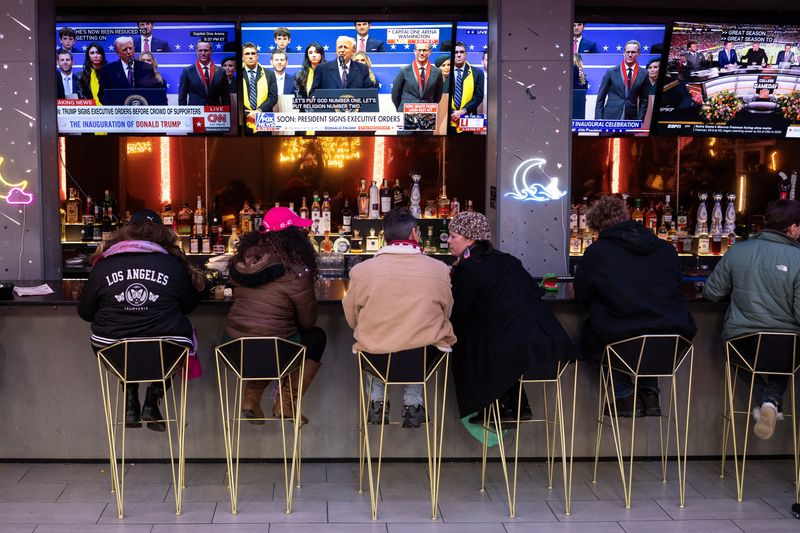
left=487, top=0, right=573, bottom=276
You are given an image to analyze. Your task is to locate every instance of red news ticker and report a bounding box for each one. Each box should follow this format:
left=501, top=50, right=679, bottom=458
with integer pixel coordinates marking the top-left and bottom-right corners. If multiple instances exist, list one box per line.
left=57, top=99, right=96, bottom=106
left=203, top=106, right=230, bottom=112
left=403, top=103, right=438, bottom=113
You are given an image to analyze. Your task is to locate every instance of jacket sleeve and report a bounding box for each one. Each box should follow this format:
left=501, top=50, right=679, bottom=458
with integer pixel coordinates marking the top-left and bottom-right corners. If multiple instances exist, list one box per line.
left=77, top=269, right=103, bottom=322
left=391, top=69, right=404, bottom=110
left=260, top=69, right=279, bottom=112
left=178, top=68, right=189, bottom=106
left=432, top=70, right=444, bottom=109
left=702, top=255, right=732, bottom=302
left=594, top=69, right=611, bottom=119
left=342, top=272, right=359, bottom=330
left=289, top=273, right=318, bottom=331
left=450, top=264, right=479, bottom=333
left=794, top=272, right=800, bottom=327
left=177, top=267, right=201, bottom=315
left=573, top=246, right=597, bottom=304
left=637, top=77, right=649, bottom=119
left=464, top=67, right=484, bottom=114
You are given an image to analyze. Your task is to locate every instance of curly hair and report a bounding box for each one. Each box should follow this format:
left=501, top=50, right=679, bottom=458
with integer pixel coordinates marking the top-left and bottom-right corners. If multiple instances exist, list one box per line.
left=90, top=221, right=194, bottom=274
left=585, top=195, right=630, bottom=231
left=232, top=226, right=318, bottom=278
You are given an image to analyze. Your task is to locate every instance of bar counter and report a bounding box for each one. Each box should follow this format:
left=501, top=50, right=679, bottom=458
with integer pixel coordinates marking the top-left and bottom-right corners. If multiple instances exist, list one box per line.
left=0, top=279, right=794, bottom=460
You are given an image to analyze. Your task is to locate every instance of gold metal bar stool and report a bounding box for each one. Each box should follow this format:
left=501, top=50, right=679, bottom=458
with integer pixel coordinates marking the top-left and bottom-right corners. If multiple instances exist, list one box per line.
left=215, top=337, right=306, bottom=515
left=96, top=338, right=190, bottom=519
left=719, top=332, right=799, bottom=502
left=479, top=360, right=579, bottom=518
left=357, top=345, right=451, bottom=521
left=592, top=334, right=694, bottom=509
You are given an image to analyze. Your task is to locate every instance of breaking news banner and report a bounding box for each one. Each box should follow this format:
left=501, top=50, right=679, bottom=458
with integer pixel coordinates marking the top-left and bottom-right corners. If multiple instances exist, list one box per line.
left=251, top=111, right=404, bottom=133
left=458, top=114, right=487, bottom=133
left=56, top=102, right=231, bottom=134
left=572, top=119, right=646, bottom=134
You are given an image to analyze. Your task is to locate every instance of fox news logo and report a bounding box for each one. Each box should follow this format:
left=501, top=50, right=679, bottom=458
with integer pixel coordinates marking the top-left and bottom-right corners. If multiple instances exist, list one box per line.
left=255, top=113, right=276, bottom=131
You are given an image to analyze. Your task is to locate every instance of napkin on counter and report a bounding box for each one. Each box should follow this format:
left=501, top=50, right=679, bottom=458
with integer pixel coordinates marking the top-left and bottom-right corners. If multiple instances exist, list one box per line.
left=13, top=283, right=54, bottom=296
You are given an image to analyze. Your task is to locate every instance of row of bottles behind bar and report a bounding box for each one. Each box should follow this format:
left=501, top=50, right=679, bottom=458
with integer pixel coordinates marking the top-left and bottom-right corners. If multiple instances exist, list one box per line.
left=62, top=174, right=474, bottom=256
left=570, top=192, right=740, bottom=255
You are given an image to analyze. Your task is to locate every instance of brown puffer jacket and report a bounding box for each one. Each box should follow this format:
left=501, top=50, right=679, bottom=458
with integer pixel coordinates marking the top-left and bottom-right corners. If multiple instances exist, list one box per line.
left=224, top=245, right=317, bottom=340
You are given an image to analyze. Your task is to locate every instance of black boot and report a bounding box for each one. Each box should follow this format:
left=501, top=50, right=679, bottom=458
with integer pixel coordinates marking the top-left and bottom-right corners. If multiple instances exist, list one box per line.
left=125, top=385, right=141, bottom=428
left=141, top=384, right=166, bottom=432
left=498, top=385, right=533, bottom=423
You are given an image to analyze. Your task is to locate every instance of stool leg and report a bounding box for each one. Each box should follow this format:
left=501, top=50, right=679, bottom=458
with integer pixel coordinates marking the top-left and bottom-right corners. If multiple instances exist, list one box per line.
left=424, top=373, right=436, bottom=519
left=592, top=365, right=607, bottom=484
left=660, top=376, right=672, bottom=484
left=490, top=399, right=515, bottom=518
left=216, top=352, right=239, bottom=514
left=433, top=357, right=449, bottom=519
left=791, top=372, right=799, bottom=504
left=285, top=359, right=305, bottom=513
left=543, top=382, right=554, bottom=490
left=480, top=408, right=489, bottom=492
left=563, top=362, right=579, bottom=516
left=509, top=381, right=524, bottom=519
left=161, top=376, right=181, bottom=516
left=720, top=360, right=732, bottom=479
left=98, top=360, right=123, bottom=518
left=555, top=370, right=569, bottom=516
left=674, top=351, right=693, bottom=509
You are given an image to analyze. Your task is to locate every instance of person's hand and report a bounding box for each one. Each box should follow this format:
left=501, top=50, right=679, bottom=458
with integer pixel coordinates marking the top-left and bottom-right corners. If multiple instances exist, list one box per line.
left=190, top=268, right=207, bottom=292
left=450, top=109, right=465, bottom=122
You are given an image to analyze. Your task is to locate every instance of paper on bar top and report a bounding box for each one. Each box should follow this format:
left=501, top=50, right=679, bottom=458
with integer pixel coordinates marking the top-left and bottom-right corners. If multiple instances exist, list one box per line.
left=13, top=284, right=54, bottom=296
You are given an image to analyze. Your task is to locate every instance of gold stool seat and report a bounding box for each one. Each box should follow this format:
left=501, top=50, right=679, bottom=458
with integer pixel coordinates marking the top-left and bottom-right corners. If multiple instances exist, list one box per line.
left=479, top=359, right=579, bottom=518
left=592, top=334, right=694, bottom=509
left=720, top=332, right=800, bottom=503
left=357, top=346, right=451, bottom=521
left=215, top=336, right=307, bottom=515
left=96, top=338, right=190, bottom=519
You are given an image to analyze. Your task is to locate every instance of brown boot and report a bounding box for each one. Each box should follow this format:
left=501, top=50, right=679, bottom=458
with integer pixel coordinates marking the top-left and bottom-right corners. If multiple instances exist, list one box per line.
left=273, top=360, right=321, bottom=424
left=242, top=381, right=268, bottom=425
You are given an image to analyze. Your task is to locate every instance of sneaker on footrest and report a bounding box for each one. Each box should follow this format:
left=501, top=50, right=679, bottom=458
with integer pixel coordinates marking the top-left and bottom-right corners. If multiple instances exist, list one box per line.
left=368, top=400, right=389, bottom=425
left=753, top=401, right=779, bottom=440
left=402, top=404, right=426, bottom=428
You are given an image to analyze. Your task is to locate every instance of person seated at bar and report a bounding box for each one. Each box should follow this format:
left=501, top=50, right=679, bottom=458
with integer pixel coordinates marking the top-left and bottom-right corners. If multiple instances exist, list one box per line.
left=78, top=209, right=204, bottom=431
left=447, top=211, right=577, bottom=424
left=574, top=195, right=696, bottom=417
left=703, top=199, right=800, bottom=439
left=225, top=207, right=325, bottom=425
left=343, top=207, right=456, bottom=428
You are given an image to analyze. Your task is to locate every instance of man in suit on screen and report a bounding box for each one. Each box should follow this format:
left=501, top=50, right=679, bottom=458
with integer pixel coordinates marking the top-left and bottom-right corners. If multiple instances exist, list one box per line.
left=178, top=40, right=227, bottom=106
left=354, top=22, right=386, bottom=53
left=97, top=36, right=160, bottom=103
left=449, top=41, right=485, bottom=131
left=270, top=49, right=296, bottom=96
left=573, top=23, right=598, bottom=54
left=135, top=22, right=171, bottom=53
left=718, top=41, right=739, bottom=68
left=309, top=36, right=372, bottom=95
left=241, top=42, right=278, bottom=116
left=777, top=44, right=796, bottom=65
left=594, top=40, right=649, bottom=120
left=391, top=42, right=443, bottom=111
left=56, top=49, right=86, bottom=99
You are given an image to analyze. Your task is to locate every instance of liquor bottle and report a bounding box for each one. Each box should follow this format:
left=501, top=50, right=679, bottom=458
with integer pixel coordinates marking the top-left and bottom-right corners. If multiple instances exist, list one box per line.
left=439, top=218, right=449, bottom=252
left=289, top=201, right=296, bottom=214
left=60, top=205, right=66, bottom=241
left=423, top=200, right=437, bottom=218
left=83, top=195, right=95, bottom=226
left=341, top=198, right=352, bottom=233
left=189, top=235, right=199, bottom=254
left=631, top=198, right=644, bottom=224
left=578, top=197, right=589, bottom=231
left=351, top=229, right=363, bottom=253
left=791, top=171, right=798, bottom=201
left=252, top=202, right=264, bottom=231
left=122, top=209, right=132, bottom=225
left=212, top=229, right=225, bottom=254
left=102, top=189, right=114, bottom=214
left=208, top=198, right=222, bottom=245
left=193, top=195, right=207, bottom=236
left=239, top=201, right=254, bottom=233
left=465, top=200, right=474, bottom=212
left=569, top=228, right=582, bottom=254
left=358, top=178, right=370, bottom=218
left=101, top=207, right=114, bottom=241
left=710, top=192, right=723, bottom=236
left=201, top=233, right=211, bottom=254
left=321, top=192, right=332, bottom=233
left=580, top=227, right=594, bottom=253
left=65, top=187, right=80, bottom=224
left=310, top=193, right=321, bottom=235
left=569, top=201, right=579, bottom=233
left=227, top=225, right=240, bottom=253
left=697, top=226, right=710, bottom=255
left=695, top=192, right=708, bottom=235
left=437, top=184, right=450, bottom=218
left=321, top=231, right=333, bottom=253
left=177, top=203, right=193, bottom=236
left=380, top=179, right=392, bottom=215
left=81, top=210, right=93, bottom=242
left=307, top=228, right=319, bottom=252
left=450, top=197, right=460, bottom=217
left=657, top=220, right=668, bottom=240
left=333, top=232, right=351, bottom=253
left=644, top=201, right=658, bottom=233
left=779, top=173, right=791, bottom=200
left=368, top=181, right=380, bottom=219
left=724, top=193, right=737, bottom=236
left=409, top=173, right=422, bottom=218
left=676, top=204, right=688, bottom=233
left=299, top=197, right=310, bottom=219
left=392, top=178, right=403, bottom=207
left=365, top=227, right=380, bottom=252
left=92, top=219, right=102, bottom=241
left=668, top=223, right=679, bottom=251
left=662, top=194, right=673, bottom=227
left=274, top=202, right=280, bottom=208
left=161, top=204, right=175, bottom=230
left=424, top=226, right=437, bottom=253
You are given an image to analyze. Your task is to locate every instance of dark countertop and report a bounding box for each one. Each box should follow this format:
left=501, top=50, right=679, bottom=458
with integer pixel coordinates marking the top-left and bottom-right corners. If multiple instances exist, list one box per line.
left=0, top=278, right=716, bottom=306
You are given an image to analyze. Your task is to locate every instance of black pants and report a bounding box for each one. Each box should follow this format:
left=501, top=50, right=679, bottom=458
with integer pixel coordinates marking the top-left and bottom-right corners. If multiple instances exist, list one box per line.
left=298, top=327, right=326, bottom=363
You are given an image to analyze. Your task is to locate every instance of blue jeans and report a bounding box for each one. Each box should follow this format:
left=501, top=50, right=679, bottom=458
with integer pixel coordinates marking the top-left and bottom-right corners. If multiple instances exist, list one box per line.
left=612, top=371, right=659, bottom=399
left=366, top=375, right=423, bottom=407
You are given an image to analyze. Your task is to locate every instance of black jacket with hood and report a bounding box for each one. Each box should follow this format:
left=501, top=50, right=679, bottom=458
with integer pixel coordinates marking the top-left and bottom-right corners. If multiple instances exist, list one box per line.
left=573, top=220, right=697, bottom=360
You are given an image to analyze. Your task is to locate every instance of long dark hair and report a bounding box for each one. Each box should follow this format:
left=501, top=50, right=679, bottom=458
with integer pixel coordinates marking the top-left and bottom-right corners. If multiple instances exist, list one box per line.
left=295, top=42, right=326, bottom=96
left=90, top=221, right=194, bottom=274
left=232, top=226, right=318, bottom=278
left=79, top=42, right=106, bottom=95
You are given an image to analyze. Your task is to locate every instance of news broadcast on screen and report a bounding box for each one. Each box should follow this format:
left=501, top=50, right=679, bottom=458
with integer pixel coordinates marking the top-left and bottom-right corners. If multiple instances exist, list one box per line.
left=238, top=21, right=453, bottom=135
left=656, top=21, right=800, bottom=138
left=55, top=21, right=237, bottom=135
left=451, top=21, right=488, bottom=135
left=571, top=22, right=666, bottom=135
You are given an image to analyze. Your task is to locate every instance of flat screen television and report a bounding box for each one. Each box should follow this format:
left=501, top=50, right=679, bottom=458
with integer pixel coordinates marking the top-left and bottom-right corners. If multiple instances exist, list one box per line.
left=238, top=21, right=454, bottom=135
left=55, top=21, right=238, bottom=135
left=570, top=22, right=667, bottom=135
left=451, top=21, right=487, bottom=135
left=655, top=21, right=800, bottom=138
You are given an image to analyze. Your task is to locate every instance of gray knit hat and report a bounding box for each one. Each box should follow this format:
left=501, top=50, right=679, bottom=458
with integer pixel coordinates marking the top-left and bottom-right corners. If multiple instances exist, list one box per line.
left=449, top=211, right=492, bottom=241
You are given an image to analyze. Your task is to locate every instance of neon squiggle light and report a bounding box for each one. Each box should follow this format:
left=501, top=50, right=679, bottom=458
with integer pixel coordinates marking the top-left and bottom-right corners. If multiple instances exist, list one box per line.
left=504, top=158, right=567, bottom=202
left=0, top=156, right=33, bottom=205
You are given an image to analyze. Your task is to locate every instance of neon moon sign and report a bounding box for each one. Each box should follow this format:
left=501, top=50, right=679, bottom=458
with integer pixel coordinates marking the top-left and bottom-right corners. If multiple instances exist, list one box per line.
left=504, top=158, right=567, bottom=202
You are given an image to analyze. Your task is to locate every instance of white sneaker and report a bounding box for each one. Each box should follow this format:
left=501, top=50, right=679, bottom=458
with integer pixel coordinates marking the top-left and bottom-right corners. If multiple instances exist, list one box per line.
left=753, top=401, right=779, bottom=440
left=751, top=405, right=785, bottom=421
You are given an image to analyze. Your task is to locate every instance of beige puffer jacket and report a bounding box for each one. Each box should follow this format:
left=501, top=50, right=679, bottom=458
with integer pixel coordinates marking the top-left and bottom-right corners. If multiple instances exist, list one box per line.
left=224, top=245, right=317, bottom=340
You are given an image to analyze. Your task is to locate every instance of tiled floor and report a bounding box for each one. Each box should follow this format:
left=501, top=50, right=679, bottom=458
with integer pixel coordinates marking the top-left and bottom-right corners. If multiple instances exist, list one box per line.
left=0, top=459, right=797, bottom=532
